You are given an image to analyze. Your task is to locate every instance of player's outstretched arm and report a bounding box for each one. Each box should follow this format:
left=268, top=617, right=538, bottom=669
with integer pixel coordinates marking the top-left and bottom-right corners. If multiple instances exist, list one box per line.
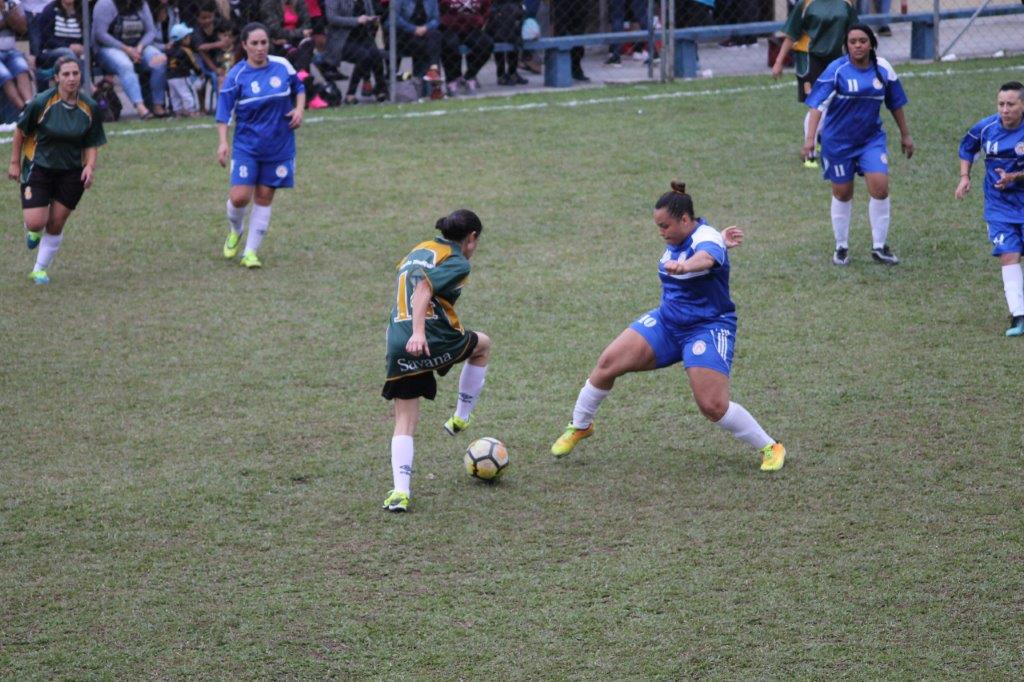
left=955, top=159, right=972, bottom=199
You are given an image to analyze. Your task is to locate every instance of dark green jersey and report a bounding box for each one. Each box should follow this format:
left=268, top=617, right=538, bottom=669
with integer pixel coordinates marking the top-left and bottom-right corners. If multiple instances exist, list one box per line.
left=385, top=237, right=473, bottom=380
left=783, top=0, right=858, bottom=60
left=17, top=88, right=107, bottom=183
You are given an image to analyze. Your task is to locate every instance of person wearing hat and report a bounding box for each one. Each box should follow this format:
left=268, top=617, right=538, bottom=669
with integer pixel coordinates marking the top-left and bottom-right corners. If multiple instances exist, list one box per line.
left=165, top=22, right=203, bottom=116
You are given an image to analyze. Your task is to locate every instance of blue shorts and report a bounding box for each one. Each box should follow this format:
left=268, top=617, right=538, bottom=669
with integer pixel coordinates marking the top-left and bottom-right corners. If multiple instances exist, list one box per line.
left=0, top=49, right=30, bottom=85
left=230, top=154, right=295, bottom=188
left=629, top=309, right=736, bottom=377
left=822, top=138, right=889, bottom=184
left=988, top=221, right=1024, bottom=256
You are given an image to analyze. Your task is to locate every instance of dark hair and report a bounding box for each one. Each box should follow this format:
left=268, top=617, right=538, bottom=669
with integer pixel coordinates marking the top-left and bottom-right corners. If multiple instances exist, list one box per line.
left=115, top=0, right=144, bottom=14
left=999, top=81, right=1024, bottom=94
left=654, top=181, right=695, bottom=220
left=436, top=209, right=483, bottom=241
left=53, top=55, right=80, bottom=80
left=198, top=1, right=218, bottom=14
left=240, top=22, right=270, bottom=44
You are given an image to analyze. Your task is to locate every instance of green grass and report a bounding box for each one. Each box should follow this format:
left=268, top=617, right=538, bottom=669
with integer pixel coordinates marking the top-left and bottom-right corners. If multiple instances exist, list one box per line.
left=2, top=59, right=1023, bottom=678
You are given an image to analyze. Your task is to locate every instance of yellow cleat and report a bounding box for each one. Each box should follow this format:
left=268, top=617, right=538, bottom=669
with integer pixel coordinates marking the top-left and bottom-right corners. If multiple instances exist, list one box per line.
left=223, top=230, right=244, bottom=259
left=760, top=442, right=786, bottom=472
left=240, top=250, right=262, bottom=269
left=551, top=423, right=594, bottom=458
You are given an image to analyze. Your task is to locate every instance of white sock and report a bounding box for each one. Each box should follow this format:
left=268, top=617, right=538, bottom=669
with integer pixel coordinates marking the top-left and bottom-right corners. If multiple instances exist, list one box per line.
left=34, top=233, right=64, bottom=271
left=1002, top=263, right=1024, bottom=316
left=455, top=363, right=487, bottom=420
left=831, top=197, right=852, bottom=249
left=227, top=200, right=248, bottom=235
left=391, top=435, right=414, bottom=495
left=869, top=197, right=891, bottom=249
left=714, top=401, right=774, bottom=450
left=803, top=111, right=815, bottom=159
left=572, top=380, right=610, bottom=429
left=245, top=204, right=271, bottom=254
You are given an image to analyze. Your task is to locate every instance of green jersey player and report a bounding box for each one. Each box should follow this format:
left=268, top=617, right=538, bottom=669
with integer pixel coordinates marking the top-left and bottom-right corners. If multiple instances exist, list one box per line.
left=381, top=209, right=492, bottom=512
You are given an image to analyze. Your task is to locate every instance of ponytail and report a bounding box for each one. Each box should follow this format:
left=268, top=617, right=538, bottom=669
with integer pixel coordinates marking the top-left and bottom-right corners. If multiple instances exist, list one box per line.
left=436, top=209, right=483, bottom=241
left=654, top=181, right=695, bottom=220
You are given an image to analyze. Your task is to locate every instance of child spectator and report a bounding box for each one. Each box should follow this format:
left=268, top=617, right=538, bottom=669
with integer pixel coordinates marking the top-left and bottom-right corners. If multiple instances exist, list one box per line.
left=166, top=22, right=203, bottom=115
left=439, top=0, right=491, bottom=95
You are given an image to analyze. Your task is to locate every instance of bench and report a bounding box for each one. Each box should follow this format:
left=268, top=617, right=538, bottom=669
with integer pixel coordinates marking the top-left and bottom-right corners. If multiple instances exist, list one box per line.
left=517, top=3, right=1024, bottom=86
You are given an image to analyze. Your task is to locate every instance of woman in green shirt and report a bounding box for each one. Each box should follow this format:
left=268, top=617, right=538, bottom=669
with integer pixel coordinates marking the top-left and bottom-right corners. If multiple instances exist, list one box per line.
left=7, top=56, right=106, bottom=285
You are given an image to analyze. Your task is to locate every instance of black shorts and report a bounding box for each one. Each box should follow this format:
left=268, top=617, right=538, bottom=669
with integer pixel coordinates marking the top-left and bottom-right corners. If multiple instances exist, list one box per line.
left=21, top=165, right=86, bottom=210
left=381, top=331, right=479, bottom=401
left=797, top=54, right=834, bottom=103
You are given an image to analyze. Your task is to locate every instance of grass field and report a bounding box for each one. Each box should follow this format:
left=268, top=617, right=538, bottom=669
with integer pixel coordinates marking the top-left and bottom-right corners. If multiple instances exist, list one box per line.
left=2, top=59, right=1023, bottom=678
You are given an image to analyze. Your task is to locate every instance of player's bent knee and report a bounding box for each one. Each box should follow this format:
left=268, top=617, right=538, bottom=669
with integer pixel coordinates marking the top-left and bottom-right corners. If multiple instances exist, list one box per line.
left=472, top=332, right=491, bottom=359
left=696, top=397, right=728, bottom=422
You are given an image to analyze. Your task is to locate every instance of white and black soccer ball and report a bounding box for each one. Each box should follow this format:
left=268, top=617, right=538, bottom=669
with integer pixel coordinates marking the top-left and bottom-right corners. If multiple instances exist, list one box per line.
left=464, top=437, right=509, bottom=481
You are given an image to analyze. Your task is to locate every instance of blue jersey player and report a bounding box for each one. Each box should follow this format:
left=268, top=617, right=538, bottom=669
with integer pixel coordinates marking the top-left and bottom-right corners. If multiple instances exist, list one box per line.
left=215, top=22, right=305, bottom=269
left=804, top=24, right=913, bottom=266
left=957, top=81, right=1024, bottom=337
left=550, top=182, right=786, bottom=473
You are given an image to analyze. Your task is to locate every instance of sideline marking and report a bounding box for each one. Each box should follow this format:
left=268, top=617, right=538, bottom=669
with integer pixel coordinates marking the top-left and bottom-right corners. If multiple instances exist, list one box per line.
left=1, top=63, right=1020, bottom=145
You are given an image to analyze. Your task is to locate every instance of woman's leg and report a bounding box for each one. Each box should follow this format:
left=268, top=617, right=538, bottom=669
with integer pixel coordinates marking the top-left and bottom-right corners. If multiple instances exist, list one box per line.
left=830, top=180, right=854, bottom=262
left=864, top=172, right=893, bottom=253
left=390, top=398, right=420, bottom=500
left=999, top=250, right=1024, bottom=334
left=450, top=332, right=492, bottom=427
left=31, top=201, right=74, bottom=275
left=440, top=29, right=463, bottom=81
left=687, top=366, right=782, bottom=467
left=463, top=29, right=493, bottom=81
left=140, top=45, right=168, bottom=114
left=97, top=47, right=147, bottom=113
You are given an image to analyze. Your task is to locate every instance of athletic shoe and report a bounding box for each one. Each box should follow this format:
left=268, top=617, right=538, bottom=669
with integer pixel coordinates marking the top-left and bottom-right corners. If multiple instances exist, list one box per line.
left=29, top=269, right=49, bottom=285
left=381, top=489, right=410, bottom=512
left=605, top=53, right=621, bottom=65
left=443, top=414, right=472, bottom=436
left=803, top=158, right=820, bottom=169
left=446, top=80, right=460, bottom=97
left=307, top=94, right=329, bottom=109
left=878, top=25, right=892, bottom=37
left=464, top=78, right=479, bottom=94
left=832, top=246, right=850, bottom=266
left=223, top=230, right=244, bottom=259
left=1006, top=315, right=1024, bottom=337
left=26, top=231, right=41, bottom=250
left=423, top=66, right=442, bottom=82
left=497, top=74, right=512, bottom=86
left=551, top=423, right=594, bottom=458
left=240, top=250, right=262, bottom=269
left=760, top=442, right=786, bottom=471
left=571, top=72, right=590, bottom=83
left=871, top=245, right=900, bottom=265
left=510, top=73, right=529, bottom=85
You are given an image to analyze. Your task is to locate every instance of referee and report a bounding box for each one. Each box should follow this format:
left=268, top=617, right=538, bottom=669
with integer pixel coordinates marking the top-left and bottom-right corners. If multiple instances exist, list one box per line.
left=7, top=56, right=106, bottom=285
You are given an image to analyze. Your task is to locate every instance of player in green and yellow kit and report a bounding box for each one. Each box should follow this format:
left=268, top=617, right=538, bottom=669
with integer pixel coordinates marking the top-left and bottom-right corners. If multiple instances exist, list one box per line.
left=381, top=209, right=492, bottom=512
left=6, top=56, right=106, bottom=284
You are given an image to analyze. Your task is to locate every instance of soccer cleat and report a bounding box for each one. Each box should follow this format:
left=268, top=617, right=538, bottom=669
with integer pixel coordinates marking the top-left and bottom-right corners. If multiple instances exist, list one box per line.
left=551, top=423, right=594, bottom=458
left=240, top=250, right=262, bottom=269
left=29, top=269, right=49, bottom=285
left=760, top=442, right=786, bottom=472
left=443, top=414, right=471, bottom=436
left=803, top=158, right=820, bottom=169
left=871, top=245, right=900, bottom=265
left=26, top=230, right=41, bottom=250
left=381, top=489, right=410, bottom=512
left=223, top=230, right=244, bottom=259
left=1006, top=315, right=1024, bottom=337
left=832, top=246, right=850, bottom=266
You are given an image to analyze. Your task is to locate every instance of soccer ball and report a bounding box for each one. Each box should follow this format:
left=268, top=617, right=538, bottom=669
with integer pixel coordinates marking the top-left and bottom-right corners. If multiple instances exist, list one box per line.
left=464, top=437, right=509, bottom=481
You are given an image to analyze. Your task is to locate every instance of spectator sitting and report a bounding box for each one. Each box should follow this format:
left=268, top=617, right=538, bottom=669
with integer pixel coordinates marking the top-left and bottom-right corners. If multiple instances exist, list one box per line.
left=1, top=0, right=33, bottom=111
left=165, top=22, right=202, bottom=115
left=488, top=0, right=525, bottom=85
left=193, top=1, right=234, bottom=87
left=92, top=0, right=170, bottom=118
left=148, top=0, right=181, bottom=47
left=393, top=0, right=441, bottom=81
left=36, top=0, right=85, bottom=75
left=439, top=0, right=491, bottom=95
left=259, top=0, right=315, bottom=69
left=324, top=0, right=386, bottom=104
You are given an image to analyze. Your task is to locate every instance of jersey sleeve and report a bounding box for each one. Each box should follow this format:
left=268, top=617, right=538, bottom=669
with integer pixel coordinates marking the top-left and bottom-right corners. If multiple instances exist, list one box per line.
left=692, top=228, right=727, bottom=266
left=878, top=58, right=908, bottom=111
left=290, top=68, right=305, bottom=96
left=958, top=118, right=986, bottom=162
left=805, top=60, right=840, bottom=110
left=423, top=256, right=470, bottom=298
left=215, top=68, right=240, bottom=123
left=16, top=96, right=41, bottom=136
left=83, top=109, right=107, bottom=148
left=781, top=1, right=804, bottom=41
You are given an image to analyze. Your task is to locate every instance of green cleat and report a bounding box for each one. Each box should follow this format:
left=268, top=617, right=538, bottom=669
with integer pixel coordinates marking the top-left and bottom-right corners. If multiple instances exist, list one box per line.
left=382, top=489, right=410, bottom=512
left=26, top=230, right=42, bottom=250
left=223, top=230, right=244, bottom=259
left=1006, top=315, right=1024, bottom=337
left=760, top=443, right=786, bottom=472
left=802, top=158, right=820, bottom=169
left=551, top=423, right=594, bottom=458
left=28, top=269, right=49, bottom=285
left=240, top=250, right=262, bottom=269
left=443, top=414, right=471, bottom=436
